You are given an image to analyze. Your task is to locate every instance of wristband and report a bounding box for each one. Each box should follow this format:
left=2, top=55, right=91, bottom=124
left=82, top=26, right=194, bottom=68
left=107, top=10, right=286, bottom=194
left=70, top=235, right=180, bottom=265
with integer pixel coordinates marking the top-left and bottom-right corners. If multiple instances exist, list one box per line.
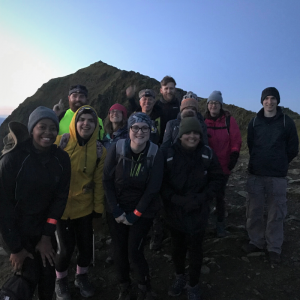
left=133, top=209, right=142, bottom=217
left=47, top=218, right=57, bottom=225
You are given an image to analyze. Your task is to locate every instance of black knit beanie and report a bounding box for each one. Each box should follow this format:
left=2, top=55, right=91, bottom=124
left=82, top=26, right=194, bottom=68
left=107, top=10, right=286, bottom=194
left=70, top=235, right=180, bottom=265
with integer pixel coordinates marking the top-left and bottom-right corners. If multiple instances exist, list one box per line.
left=261, top=87, right=280, bottom=104
left=179, top=117, right=202, bottom=138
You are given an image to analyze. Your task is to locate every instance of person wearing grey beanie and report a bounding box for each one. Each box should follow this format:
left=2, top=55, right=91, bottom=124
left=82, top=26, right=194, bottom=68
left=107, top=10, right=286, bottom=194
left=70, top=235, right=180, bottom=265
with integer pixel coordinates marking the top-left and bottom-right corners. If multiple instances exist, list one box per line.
left=205, top=91, right=242, bottom=238
left=28, top=106, right=59, bottom=134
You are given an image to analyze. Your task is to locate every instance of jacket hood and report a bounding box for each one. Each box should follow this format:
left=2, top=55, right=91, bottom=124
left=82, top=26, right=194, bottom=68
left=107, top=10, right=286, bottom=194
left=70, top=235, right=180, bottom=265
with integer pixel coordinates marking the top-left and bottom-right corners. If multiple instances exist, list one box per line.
left=69, top=105, right=99, bottom=144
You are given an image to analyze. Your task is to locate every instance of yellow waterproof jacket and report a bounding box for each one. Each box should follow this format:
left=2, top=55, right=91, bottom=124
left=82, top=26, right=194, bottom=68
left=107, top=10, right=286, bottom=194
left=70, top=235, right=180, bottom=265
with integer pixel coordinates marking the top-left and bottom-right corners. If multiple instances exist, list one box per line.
left=55, top=106, right=107, bottom=220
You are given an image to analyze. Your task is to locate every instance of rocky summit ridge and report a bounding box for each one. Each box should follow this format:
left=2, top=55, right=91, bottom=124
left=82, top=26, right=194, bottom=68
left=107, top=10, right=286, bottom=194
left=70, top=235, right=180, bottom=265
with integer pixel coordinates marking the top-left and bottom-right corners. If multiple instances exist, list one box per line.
left=0, top=61, right=299, bottom=150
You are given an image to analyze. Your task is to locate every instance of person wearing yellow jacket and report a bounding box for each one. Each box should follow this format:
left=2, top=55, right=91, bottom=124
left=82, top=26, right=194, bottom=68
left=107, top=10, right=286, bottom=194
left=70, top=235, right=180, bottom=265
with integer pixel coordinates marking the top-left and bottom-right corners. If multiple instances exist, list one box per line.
left=54, top=105, right=106, bottom=300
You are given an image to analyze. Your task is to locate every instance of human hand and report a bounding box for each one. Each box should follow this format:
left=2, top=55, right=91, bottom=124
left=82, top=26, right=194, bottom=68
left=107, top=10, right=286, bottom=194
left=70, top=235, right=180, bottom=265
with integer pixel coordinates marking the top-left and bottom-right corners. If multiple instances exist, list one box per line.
left=126, top=85, right=136, bottom=98
left=10, top=249, right=34, bottom=271
left=53, top=99, right=64, bottom=116
left=115, top=213, right=126, bottom=223
left=35, top=235, right=56, bottom=267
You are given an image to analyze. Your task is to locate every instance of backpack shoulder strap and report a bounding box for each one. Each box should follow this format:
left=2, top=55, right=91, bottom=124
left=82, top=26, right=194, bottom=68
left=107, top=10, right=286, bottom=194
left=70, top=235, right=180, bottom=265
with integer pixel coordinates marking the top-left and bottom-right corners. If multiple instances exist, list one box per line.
left=146, top=142, right=158, bottom=168
left=166, top=147, right=175, bottom=171
left=226, top=115, right=231, bottom=134
left=202, top=145, right=213, bottom=170
left=95, top=140, right=104, bottom=167
left=58, top=133, right=70, bottom=149
left=252, top=116, right=257, bottom=128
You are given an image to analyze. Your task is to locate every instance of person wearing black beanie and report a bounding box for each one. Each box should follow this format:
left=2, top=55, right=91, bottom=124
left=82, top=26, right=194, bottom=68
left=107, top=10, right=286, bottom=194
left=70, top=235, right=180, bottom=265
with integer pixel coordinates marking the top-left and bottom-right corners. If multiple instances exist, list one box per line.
left=244, top=87, right=299, bottom=264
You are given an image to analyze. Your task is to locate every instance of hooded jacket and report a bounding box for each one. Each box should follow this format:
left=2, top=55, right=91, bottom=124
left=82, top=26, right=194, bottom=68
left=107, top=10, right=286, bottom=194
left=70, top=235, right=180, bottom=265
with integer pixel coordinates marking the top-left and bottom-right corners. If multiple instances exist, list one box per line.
left=55, top=106, right=107, bottom=219
left=205, top=111, right=242, bottom=175
left=0, top=138, right=71, bottom=254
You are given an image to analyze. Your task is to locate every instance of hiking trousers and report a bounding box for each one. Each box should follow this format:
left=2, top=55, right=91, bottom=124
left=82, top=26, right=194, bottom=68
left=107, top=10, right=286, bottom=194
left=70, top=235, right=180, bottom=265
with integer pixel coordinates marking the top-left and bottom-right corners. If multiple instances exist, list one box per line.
left=169, top=227, right=206, bottom=287
left=55, top=213, right=93, bottom=272
left=106, top=212, right=153, bottom=285
left=246, top=174, right=287, bottom=254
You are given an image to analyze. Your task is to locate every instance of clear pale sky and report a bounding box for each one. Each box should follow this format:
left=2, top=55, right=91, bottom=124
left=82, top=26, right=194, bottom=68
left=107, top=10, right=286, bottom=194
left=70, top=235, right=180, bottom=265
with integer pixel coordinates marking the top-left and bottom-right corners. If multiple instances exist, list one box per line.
left=1, top=0, right=299, bottom=117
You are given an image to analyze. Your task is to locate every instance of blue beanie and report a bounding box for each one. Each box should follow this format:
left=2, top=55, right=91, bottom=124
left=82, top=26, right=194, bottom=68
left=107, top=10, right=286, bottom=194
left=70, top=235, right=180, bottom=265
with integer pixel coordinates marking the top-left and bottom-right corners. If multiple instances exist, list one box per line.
left=128, top=112, right=152, bottom=130
left=28, top=106, right=59, bottom=133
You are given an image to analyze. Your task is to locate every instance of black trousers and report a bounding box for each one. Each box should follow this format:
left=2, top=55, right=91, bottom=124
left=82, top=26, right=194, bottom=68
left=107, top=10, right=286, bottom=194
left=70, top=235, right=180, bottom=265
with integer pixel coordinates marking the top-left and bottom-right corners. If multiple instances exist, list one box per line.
left=216, top=174, right=230, bottom=222
left=169, top=227, right=205, bottom=287
left=106, top=212, right=153, bottom=285
left=55, top=214, right=93, bottom=272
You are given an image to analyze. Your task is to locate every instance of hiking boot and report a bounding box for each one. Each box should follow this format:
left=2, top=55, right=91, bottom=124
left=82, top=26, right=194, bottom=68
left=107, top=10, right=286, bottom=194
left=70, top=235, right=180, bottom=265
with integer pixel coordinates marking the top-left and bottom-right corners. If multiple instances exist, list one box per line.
left=187, top=284, right=201, bottom=300
left=241, top=243, right=262, bottom=254
left=137, top=284, right=156, bottom=300
left=268, top=251, right=281, bottom=264
left=168, top=274, right=187, bottom=296
left=74, top=273, right=95, bottom=298
left=55, top=277, right=71, bottom=300
left=117, top=282, right=131, bottom=300
left=216, top=221, right=226, bottom=238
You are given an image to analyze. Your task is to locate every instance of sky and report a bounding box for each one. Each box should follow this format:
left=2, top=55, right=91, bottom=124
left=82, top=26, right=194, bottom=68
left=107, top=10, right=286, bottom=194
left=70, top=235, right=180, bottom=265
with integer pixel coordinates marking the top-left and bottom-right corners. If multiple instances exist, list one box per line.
left=1, top=0, right=300, bottom=118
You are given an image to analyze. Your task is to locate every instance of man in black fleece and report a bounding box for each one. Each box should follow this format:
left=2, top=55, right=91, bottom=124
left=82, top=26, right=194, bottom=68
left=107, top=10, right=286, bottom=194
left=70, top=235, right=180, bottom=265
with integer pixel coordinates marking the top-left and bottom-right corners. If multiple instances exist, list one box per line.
left=243, top=87, right=299, bottom=264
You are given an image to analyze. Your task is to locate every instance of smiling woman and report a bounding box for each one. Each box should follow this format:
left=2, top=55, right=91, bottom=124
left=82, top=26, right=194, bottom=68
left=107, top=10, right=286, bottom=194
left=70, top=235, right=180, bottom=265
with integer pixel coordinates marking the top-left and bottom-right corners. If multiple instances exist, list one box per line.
left=0, top=106, right=71, bottom=300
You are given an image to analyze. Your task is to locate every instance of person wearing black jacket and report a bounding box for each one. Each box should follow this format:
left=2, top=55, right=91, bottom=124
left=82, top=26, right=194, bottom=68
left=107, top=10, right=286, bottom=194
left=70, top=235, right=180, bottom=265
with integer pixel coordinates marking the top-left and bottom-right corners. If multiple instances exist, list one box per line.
left=103, top=112, right=164, bottom=300
left=0, top=107, right=71, bottom=300
left=243, top=87, right=299, bottom=264
left=161, top=117, right=224, bottom=300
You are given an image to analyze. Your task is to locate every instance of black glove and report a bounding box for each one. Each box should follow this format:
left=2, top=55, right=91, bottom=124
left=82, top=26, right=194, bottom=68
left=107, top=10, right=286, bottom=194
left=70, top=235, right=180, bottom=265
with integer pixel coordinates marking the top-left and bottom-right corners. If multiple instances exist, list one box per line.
left=228, top=151, right=239, bottom=171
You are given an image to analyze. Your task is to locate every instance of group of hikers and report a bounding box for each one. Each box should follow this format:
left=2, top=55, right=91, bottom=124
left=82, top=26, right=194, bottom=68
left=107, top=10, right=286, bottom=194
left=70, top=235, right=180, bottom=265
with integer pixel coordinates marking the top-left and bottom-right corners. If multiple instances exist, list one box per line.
left=0, top=75, right=298, bottom=300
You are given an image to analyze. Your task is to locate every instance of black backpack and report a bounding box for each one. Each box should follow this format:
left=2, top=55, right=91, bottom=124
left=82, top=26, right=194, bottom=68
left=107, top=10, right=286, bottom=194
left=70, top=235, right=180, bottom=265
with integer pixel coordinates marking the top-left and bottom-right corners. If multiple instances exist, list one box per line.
left=0, top=274, right=33, bottom=300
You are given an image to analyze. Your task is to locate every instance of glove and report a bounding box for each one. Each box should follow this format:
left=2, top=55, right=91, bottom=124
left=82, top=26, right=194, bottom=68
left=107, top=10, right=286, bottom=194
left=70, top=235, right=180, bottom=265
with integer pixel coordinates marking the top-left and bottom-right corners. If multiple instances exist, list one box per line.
left=228, top=151, right=239, bottom=171
left=115, top=213, right=126, bottom=223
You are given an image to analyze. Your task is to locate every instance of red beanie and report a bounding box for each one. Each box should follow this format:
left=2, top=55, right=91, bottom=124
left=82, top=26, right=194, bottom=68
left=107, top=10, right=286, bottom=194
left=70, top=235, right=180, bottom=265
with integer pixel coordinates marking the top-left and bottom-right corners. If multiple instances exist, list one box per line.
left=109, top=103, right=128, bottom=119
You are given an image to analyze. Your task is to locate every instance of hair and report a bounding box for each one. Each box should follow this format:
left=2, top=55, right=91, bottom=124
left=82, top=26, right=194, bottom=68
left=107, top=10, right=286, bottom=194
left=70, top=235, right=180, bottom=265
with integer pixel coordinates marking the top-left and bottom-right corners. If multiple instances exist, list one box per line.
left=103, top=114, right=127, bottom=136
left=160, top=76, right=176, bottom=87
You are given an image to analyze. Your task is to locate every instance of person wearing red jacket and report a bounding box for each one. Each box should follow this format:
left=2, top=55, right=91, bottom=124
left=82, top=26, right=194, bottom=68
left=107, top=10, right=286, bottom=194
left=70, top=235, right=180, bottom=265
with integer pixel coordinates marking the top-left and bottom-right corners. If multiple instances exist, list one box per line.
left=204, top=91, right=242, bottom=237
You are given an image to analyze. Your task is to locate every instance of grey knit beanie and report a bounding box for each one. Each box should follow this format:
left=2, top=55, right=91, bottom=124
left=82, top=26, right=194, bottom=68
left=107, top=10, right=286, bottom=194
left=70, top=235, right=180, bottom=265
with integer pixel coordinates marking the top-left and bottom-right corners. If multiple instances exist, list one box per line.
left=128, top=112, right=152, bottom=130
left=207, top=91, right=223, bottom=105
left=28, top=106, right=59, bottom=134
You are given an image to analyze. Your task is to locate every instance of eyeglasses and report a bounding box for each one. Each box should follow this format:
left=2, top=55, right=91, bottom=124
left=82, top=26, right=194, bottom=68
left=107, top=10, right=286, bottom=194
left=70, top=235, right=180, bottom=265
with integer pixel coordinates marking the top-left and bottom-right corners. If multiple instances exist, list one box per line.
left=130, top=125, right=150, bottom=133
left=109, top=110, right=122, bottom=115
left=208, top=101, right=220, bottom=106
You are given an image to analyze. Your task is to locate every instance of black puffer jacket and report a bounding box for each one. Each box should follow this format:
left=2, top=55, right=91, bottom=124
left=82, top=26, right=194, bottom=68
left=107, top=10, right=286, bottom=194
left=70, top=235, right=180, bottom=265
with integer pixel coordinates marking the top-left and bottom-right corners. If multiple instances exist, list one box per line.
left=160, top=140, right=224, bottom=234
left=0, top=139, right=71, bottom=253
left=247, top=107, right=299, bottom=177
left=103, top=139, right=164, bottom=219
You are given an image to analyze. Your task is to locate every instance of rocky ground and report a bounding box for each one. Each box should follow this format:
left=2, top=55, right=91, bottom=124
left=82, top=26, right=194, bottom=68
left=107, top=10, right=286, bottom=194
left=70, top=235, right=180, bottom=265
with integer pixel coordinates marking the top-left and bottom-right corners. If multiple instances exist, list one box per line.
left=1, top=153, right=300, bottom=300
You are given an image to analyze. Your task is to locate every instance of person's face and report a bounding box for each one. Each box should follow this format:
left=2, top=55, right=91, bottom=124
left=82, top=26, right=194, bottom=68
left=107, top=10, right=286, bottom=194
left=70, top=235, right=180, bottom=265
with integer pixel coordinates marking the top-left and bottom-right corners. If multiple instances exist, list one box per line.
left=68, top=93, right=88, bottom=112
left=263, top=96, right=278, bottom=114
left=32, top=119, right=58, bottom=151
left=180, top=131, right=201, bottom=150
left=208, top=101, right=221, bottom=117
left=160, top=82, right=176, bottom=102
left=76, top=113, right=96, bottom=139
left=109, top=109, right=123, bottom=123
left=139, top=96, right=155, bottom=114
left=129, top=122, right=150, bottom=147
